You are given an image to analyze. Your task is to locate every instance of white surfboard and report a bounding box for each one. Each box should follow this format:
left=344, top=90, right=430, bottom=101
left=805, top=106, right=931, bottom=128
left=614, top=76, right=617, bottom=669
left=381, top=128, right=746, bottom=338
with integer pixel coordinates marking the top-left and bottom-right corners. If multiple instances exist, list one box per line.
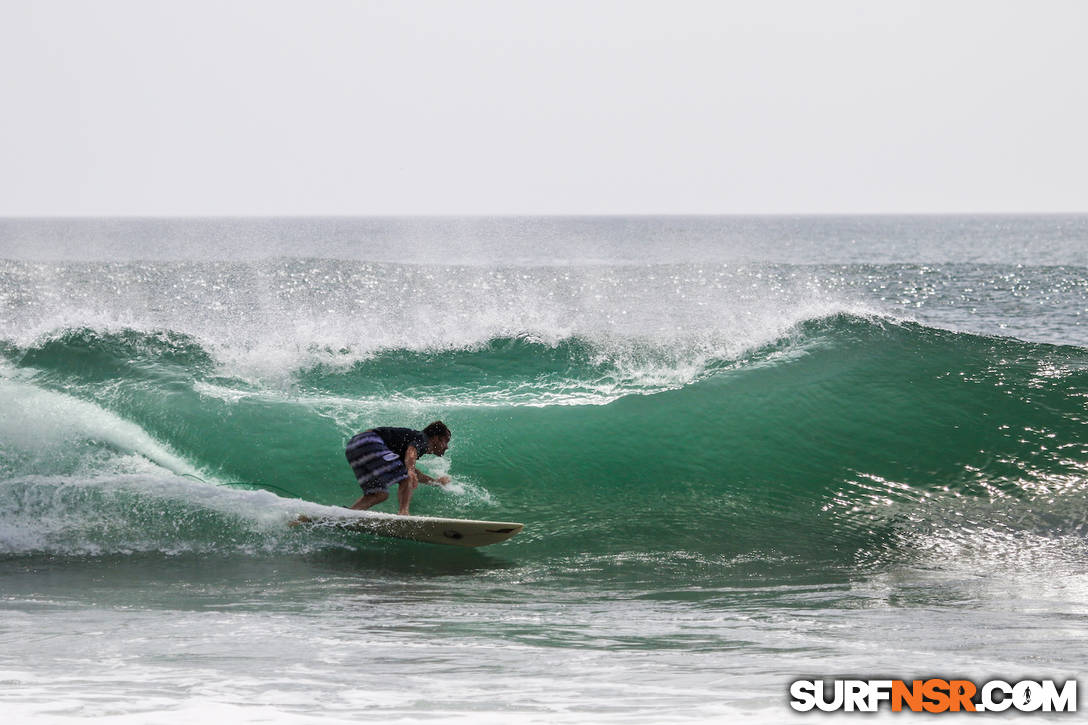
left=294, top=512, right=524, bottom=548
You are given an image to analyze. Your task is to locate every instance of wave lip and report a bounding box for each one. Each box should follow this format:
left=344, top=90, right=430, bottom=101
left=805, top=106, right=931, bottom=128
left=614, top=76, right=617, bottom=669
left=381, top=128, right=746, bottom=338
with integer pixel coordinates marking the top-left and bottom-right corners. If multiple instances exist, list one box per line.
left=1, top=258, right=885, bottom=384
left=1, top=293, right=872, bottom=408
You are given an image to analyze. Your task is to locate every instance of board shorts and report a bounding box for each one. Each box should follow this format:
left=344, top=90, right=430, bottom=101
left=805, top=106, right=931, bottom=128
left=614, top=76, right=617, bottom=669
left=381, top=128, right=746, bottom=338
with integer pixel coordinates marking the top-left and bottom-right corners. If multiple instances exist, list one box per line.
left=345, top=431, right=408, bottom=495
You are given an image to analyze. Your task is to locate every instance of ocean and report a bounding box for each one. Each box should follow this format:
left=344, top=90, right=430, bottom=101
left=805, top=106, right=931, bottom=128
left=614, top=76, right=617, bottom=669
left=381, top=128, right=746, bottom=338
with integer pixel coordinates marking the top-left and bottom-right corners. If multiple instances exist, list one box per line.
left=1, top=215, right=1086, bottom=722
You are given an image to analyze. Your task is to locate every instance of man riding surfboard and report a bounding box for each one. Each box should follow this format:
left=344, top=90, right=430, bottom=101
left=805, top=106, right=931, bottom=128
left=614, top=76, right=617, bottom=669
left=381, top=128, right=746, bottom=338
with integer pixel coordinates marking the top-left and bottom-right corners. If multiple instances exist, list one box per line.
left=344, top=421, right=451, bottom=515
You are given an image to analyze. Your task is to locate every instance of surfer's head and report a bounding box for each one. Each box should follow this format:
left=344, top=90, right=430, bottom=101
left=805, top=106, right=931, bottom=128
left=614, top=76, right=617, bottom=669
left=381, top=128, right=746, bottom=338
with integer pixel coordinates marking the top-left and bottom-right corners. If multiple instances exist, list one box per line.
left=423, top=420, right=451, bottom=456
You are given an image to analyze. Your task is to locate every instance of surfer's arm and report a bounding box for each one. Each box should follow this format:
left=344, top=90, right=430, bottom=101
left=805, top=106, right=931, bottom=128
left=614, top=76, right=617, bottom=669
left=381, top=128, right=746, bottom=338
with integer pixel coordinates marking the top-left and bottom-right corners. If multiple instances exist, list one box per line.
left=398, top=445, right=421, bottom=514
left=415, top=471, right=451, bottom=486
left=403, top=445, right=420, bottom=481
left=405, top=444, right=450, bottom=486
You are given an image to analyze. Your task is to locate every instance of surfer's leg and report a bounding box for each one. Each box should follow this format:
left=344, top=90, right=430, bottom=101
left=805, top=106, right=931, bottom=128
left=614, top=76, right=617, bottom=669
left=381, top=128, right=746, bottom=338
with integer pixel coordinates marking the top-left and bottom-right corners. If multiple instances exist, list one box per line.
left=396, top=477, right=417, bottom=515
left=349, top=491, right=388, bottom=510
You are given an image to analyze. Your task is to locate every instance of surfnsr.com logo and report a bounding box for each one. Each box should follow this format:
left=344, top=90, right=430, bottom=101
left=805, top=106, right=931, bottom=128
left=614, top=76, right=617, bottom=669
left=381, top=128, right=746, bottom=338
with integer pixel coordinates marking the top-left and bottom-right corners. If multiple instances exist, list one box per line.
left=789, top=679, right=1077, bottom=713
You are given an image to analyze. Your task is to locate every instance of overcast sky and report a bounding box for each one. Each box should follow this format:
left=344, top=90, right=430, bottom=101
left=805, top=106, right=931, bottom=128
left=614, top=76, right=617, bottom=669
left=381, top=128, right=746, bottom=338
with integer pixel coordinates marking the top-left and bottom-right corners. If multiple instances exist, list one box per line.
left=1, top=0, right=1086, bottom=215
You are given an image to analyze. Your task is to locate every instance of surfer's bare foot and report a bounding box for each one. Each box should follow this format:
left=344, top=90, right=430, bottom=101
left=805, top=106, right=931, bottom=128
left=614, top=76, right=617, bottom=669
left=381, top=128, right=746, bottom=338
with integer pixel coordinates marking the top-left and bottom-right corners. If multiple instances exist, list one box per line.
left=289, top=515, right=313, bottom=528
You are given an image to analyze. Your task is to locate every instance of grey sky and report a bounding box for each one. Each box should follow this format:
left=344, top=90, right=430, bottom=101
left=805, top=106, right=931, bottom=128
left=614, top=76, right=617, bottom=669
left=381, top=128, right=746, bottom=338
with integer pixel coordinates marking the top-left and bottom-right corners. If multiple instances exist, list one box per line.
left=1, top=0, right=1085, bottom=215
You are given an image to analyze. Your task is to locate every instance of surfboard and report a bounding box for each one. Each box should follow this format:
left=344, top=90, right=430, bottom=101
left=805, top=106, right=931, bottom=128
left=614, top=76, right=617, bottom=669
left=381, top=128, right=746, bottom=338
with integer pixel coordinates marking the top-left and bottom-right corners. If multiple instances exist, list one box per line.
left=293, top=513, right=524, bottom=548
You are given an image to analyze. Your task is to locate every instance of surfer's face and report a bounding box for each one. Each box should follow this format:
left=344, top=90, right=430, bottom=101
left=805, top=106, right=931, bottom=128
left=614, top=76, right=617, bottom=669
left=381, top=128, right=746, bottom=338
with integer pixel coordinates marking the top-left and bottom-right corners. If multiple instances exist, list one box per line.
left=430, top=435, right=450, bottom=456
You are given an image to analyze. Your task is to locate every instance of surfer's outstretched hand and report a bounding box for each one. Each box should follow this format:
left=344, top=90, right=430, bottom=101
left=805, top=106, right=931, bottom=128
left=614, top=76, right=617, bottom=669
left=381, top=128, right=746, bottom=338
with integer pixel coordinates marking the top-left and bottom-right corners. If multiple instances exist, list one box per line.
left=436, top=476, right=451, bottom=486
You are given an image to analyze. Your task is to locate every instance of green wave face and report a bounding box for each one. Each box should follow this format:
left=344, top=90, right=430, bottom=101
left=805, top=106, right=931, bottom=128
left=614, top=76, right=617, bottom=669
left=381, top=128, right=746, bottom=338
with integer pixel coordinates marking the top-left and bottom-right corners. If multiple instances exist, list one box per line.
left=3, top=313, right=1087, bottom=573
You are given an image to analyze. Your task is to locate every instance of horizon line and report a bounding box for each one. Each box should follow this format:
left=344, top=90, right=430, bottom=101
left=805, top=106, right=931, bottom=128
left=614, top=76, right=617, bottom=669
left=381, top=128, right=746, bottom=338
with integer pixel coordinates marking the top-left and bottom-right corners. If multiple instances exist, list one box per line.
left=3, top=211, right=1088, bottom=220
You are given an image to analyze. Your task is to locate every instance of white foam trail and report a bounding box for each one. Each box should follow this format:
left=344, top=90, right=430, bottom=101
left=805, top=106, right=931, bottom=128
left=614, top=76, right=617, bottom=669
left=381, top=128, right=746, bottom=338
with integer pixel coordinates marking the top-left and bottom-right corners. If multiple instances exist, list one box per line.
left=0, top=367, right=203, bottom=479
left=0, top=463, right=446, bottom=556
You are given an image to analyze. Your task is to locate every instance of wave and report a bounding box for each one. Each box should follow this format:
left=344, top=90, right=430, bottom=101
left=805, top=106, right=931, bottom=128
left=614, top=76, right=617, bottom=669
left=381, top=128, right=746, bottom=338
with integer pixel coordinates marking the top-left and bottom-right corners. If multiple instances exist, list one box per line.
left=2, top=314, right=1087, bottom=564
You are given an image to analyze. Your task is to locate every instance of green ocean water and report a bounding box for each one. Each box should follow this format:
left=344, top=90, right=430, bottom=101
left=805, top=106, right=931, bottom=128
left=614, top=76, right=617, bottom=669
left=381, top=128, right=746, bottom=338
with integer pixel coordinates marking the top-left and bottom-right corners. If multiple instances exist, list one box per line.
left=1, top=217, right=1087, bottom=722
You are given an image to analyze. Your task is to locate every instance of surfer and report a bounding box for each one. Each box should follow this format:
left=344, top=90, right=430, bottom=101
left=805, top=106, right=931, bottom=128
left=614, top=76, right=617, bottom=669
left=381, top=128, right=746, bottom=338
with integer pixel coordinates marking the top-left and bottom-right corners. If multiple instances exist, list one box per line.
left=344, top=421, right=452, bottom=515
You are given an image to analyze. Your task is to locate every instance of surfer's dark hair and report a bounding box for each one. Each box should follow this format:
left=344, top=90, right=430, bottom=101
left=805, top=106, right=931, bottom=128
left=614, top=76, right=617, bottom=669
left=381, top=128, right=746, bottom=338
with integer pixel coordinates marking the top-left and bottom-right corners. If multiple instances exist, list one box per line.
left=423, top=420, right=451, bottom=439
